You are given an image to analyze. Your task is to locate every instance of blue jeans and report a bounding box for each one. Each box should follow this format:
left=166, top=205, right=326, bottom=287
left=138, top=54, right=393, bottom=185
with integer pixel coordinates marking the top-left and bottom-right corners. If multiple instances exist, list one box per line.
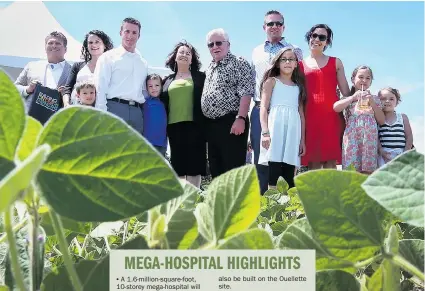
left=250, top=105, right=269, bottom=194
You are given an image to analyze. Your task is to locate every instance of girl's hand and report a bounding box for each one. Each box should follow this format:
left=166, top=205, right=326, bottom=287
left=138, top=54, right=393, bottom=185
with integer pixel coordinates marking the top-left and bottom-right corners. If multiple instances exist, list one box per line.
left=299, top=140, right=306, bottom=156
left=351, top=90, right=363, bottom=102
left=261, top=135, right=271, bottom=150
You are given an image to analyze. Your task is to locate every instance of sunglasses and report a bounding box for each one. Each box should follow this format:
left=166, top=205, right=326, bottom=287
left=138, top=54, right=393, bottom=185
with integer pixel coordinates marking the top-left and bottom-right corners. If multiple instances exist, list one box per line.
left=311, top=33, right=327, bottom=41
left=207, top=41, right=227, bottom=48
left=266, top=21, right=283, bottom=27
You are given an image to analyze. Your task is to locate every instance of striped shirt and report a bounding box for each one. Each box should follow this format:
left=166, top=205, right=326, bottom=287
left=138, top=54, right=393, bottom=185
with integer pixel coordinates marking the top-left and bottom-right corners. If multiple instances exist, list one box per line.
left=251, top=38, right=303, bottom=102
left=378, top=113, right=406, bottom=149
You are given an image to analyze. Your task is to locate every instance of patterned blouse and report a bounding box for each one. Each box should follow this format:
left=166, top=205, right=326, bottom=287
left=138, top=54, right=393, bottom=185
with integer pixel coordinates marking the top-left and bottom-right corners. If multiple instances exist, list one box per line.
left=201, top=52, right=255, bottom=119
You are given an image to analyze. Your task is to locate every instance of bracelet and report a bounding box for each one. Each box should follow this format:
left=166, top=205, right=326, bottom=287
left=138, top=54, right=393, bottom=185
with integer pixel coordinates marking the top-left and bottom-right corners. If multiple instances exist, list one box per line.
left=236, top=115, right=246, bottom=121
left=261, top=131, right=270, bottom=136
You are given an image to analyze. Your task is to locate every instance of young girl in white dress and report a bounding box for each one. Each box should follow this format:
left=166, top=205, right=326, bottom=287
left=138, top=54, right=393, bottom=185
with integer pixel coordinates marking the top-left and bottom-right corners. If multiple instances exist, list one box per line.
left=258, top=47, right=306, bottom=189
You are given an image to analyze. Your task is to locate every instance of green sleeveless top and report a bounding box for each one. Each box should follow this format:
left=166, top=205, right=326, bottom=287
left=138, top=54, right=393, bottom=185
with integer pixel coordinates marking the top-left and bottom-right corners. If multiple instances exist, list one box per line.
left=168, top=78, right=194, bottom=124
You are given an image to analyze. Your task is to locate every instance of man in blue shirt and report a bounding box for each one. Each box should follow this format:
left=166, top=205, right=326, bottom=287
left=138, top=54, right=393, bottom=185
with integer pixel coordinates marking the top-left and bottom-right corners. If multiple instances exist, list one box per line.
left=251, top=10, right=303, bottom=194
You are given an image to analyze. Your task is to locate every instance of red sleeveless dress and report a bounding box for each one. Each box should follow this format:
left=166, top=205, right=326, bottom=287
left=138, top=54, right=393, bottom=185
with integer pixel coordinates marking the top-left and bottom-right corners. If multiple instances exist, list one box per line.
left=299, top=56, right=344, bottom=165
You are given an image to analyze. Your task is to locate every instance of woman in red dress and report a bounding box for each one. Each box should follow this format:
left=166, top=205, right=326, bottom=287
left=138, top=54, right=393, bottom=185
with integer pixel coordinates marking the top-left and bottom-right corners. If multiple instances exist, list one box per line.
left=299, top=24, right=350, bottom=170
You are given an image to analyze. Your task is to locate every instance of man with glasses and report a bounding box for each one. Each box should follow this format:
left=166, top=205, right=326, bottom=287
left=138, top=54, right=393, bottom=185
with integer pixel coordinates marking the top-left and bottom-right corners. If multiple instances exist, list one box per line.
left=251, top=10, right=303, bottom=194
left=201, top=28, right=255, bottom=179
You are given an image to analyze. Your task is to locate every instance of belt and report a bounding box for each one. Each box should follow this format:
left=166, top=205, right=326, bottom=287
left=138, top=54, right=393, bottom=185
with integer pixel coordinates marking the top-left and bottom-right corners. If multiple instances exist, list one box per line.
left=254, top=101, right=261, bottom=107
left=110, top=98, right=143, bottom=108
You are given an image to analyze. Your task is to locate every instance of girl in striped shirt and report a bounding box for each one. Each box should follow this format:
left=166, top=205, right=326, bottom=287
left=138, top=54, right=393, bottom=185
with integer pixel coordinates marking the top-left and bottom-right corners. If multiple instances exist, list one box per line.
left=378, top=87, right=413, bottom=166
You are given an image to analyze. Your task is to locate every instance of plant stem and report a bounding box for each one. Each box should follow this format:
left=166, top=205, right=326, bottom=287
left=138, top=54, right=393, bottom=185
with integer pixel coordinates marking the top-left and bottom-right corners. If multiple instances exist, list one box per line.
left=122, top=221, right=128, bottom=244
left=80, top=235, right=90, bottom=258
left=391, top=254, right=425, bottom=282
left=30, top=198, right=40, bottom=291
left=0, top=217, right=29, bottom=244
left=104, top=236, right=111, bottom=252
left=354, top=254, right=382, bottom=268
left=49, top=211, right=83, bottom=291
left=4, top=208, right=27, bottom=291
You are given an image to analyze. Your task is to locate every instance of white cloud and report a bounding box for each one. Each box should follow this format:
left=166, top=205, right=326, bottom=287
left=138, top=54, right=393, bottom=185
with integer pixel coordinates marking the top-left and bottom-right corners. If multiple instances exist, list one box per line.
left=410, top=115, right=424, bottom=154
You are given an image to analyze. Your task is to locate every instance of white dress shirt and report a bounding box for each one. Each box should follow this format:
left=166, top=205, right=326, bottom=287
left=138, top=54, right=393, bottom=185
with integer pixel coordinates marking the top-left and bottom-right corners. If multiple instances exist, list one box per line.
left=94, top=45, right=148, bottom=111
left=19, top=60, right=66, bottom=97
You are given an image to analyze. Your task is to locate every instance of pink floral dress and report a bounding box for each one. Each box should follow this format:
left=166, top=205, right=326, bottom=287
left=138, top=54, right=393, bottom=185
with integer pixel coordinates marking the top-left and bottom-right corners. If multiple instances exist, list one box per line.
left=342, top=95, right=382, bottom=172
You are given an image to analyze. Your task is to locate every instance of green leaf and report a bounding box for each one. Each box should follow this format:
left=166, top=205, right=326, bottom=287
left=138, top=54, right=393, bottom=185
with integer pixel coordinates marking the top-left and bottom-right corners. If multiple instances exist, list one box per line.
left=295, top=169, right=391, bottom=264
left=277, top=176, right=289, bottom=193
left=41, top=259, right=98, bottom=291
left=279, top=218, right=356, bottom=273
left=217, top=229, right=274, bottom=249
left=399, top=239, right=424, bottom=273
left=316, top=270, right=360, bottom=291
left=264, top=188, right=282, bottom=201
left=82, top=236, right=148, bottom=291
left=0, top=144, right=51, bottom=213
left=0, top=70, right=26, bottom=179
left=200, top=165, right=261, bottom=243
left=35, top=107, right=184, bottom=222
left=16, top=116, right=43, bottom=162
left=40, top=212, right=93, bottom=236
left=162, top=181, right=199, bottom=249
left=270, top=221, right=288, bottom=235
left=151, top=214, right=166, bottom=243
left=362, top=150, right=424, bottom=227
left=41, top=236, right=148, bottom=291
left=194, top=203, right=214, bottom=242
left=0, top=286, right=9, bottom=291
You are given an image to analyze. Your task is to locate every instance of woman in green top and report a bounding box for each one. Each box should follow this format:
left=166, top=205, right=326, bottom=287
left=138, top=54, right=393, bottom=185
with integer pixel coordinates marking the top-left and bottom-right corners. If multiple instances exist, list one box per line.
left=160, top=41, right=207, bottom=188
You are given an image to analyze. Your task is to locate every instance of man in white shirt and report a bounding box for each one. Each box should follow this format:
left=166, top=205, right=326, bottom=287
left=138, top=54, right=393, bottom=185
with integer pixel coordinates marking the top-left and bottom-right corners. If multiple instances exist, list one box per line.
left=250, top=10, right=303, bottom=194
left=15, top=31, right=71, bottom=113
left=94, top=17, right=148, bottom=135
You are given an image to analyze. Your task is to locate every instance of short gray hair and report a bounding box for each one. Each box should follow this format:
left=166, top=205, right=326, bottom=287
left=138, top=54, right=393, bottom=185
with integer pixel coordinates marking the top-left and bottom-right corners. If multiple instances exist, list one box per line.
left=206, top=28, right=229, bottom=43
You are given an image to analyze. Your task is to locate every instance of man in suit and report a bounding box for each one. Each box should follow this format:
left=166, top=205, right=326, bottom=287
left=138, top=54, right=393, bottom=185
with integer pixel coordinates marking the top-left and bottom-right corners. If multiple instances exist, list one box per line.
left=14, top=31, right=72, bottom=120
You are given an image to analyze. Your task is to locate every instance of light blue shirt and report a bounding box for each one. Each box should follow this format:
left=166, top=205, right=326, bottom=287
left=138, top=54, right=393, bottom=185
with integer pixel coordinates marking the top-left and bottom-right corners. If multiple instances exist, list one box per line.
left=251, top=38, right=303, bottom=101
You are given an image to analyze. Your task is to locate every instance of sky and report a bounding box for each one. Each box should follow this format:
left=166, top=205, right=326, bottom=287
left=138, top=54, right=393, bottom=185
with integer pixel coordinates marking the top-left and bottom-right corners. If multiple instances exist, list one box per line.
left=0, top=1, right=424, bottom=152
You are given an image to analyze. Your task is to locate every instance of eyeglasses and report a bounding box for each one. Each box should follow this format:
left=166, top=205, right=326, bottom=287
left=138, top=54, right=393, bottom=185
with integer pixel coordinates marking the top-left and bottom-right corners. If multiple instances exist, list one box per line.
left=207, top=41, right=227, bottom=48
left=266, top=21, right=283, bottom=27
left=311, top=33, right=327, bottom=41
left=280, top=58, right=297, bottom=63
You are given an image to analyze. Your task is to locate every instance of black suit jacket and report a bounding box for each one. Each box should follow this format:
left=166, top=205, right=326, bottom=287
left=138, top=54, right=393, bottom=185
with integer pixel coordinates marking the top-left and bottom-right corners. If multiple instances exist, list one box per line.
left=160, top=71, right=206, bottom=127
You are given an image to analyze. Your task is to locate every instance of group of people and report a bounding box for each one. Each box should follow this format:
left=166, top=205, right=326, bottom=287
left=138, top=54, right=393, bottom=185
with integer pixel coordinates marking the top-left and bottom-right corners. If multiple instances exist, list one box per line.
left=13, top=10, right=413, bottom=193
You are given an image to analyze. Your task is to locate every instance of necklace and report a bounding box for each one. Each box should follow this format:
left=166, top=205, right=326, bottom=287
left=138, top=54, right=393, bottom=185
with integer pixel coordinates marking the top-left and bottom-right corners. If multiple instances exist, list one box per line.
left=177, top=71, right=190, bottom=79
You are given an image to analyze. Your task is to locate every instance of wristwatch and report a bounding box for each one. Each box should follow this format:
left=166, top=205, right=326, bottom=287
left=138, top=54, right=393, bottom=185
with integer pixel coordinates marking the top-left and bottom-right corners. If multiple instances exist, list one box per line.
left=236, top=115, right=246, bottom=121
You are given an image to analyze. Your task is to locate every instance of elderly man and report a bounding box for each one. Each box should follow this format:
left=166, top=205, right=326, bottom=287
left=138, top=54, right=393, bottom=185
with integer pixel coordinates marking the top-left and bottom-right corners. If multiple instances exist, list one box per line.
left=201, top=28, right=255, bottom=178
left=94, top=17, right=148, bottom=135
left=14, top=31, right=72, bottom=123
left=251, top=10, right=303, bottom=194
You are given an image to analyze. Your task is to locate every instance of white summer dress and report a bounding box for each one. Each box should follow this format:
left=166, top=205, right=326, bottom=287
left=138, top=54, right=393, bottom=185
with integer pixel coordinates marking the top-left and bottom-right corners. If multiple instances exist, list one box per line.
left=258, top=78, right=301, bottom=167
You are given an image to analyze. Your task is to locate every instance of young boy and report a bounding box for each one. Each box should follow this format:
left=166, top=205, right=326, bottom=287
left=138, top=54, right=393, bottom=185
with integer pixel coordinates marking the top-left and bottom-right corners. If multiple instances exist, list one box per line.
left=143, top=74, right=167, bottom=157
left=75, top=81, right=96, bottom=107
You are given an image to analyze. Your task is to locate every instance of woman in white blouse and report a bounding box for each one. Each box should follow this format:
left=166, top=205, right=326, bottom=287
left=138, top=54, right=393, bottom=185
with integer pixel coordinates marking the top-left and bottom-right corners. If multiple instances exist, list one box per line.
left=62, top=30, right=113, bottom=106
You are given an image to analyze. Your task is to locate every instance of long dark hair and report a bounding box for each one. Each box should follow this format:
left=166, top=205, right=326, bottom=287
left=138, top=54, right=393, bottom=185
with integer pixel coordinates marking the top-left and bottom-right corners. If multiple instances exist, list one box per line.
left=260, top=47, right=306, bottom=106
left=165, top=40, right=202, bottom=72
left=81, top=30, right=114, bottom=62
